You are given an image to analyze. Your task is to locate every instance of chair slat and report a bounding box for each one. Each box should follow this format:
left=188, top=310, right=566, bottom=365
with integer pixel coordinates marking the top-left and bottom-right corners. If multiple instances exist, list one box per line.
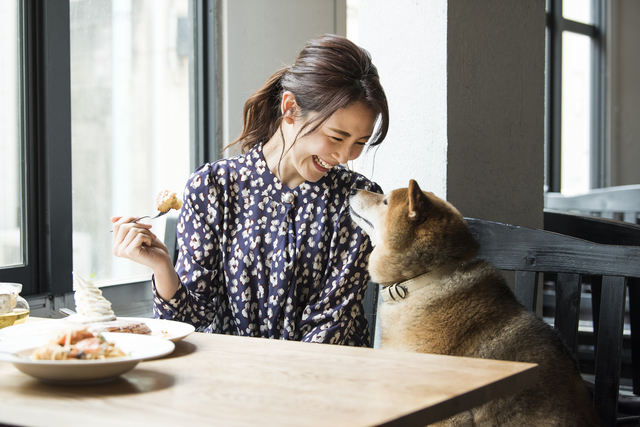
left=554, top=273, right=581, bottom=354
left=514, top=271, right=538, bottom=312
left=629, top=278, right=640, bottom=395
left=363, top=281, right=379, bottom=348
left=590, top=276, right=603, bottom=349
left=593, top=276, right=627, bottom=427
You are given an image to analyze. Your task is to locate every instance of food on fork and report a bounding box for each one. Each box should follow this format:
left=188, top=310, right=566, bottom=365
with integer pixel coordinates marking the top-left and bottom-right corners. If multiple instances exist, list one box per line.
left=66, top=273, right=117, bottom=324
left=156, top=190, right=183, bottom=213
left=30, top=327, right=126, bottom=360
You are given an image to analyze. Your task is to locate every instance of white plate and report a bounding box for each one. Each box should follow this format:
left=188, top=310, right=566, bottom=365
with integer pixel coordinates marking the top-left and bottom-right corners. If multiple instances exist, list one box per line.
left=0, top=333, right=175, bottom=384
left=0, top=317, right=195, bottom=342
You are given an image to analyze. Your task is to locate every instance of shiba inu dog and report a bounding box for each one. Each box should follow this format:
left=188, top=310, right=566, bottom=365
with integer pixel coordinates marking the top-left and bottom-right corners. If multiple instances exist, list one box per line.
left=349, top=179, right=603, bottom=427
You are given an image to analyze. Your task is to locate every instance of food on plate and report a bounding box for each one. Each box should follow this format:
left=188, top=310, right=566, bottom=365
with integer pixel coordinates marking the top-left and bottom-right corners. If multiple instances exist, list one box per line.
left=87, top=319, right=152, bottom=335
left=156, top=190, right=183, bottom=213
left=30, top=327, right=127, bottom=360
left=66, top=273, right=117, bottom=323
left=65, top=273, right=153, bottom=335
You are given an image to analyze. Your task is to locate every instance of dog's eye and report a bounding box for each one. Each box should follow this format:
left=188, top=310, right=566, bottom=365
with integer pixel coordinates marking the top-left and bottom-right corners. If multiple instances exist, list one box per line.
left=383, top=199, right=388, bottom=205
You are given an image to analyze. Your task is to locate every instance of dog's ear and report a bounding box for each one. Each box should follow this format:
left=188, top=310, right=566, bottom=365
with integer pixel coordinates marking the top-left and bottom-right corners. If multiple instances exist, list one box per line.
left=408, top=179, right=430, bottom=222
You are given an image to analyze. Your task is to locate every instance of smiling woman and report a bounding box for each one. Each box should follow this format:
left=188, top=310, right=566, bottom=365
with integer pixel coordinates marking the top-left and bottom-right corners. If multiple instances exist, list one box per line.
left=112, top=34, right=390, bottom=347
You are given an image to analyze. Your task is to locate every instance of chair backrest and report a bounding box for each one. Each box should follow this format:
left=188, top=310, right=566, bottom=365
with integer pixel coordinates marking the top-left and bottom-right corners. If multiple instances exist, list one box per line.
left=544, top=209, right=640, bottom=246
left=545, top=184, right=640, bottom=224
left=466, top=217, right=640, bottom=427
left=164, top=212, right=180, bottom=265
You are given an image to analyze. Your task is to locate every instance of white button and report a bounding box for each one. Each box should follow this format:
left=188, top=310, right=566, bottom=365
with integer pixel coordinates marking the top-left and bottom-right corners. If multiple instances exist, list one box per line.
left=282, top=193, right=294, bottom=204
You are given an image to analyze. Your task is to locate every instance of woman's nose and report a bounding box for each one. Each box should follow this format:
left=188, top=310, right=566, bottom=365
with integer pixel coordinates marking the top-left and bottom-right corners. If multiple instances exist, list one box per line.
left=335, top=142, right=352, bottom=164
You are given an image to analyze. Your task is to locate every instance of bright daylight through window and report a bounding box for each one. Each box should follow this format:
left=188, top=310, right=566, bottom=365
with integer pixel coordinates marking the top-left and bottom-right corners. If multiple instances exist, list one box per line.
left=557, top=0, right=593, bottom=194
left=70, top=0, right=191, bottom=285
left=0, top=1, right=23, bottom=269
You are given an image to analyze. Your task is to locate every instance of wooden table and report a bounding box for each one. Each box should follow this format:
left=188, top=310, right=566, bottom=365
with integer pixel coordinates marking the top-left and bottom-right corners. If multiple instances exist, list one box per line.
left=0, top=329, right=538, bottom=427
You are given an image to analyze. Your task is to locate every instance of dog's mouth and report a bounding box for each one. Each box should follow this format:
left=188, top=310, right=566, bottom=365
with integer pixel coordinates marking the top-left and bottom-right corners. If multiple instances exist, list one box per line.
left=349, top=208, right=374, bottom=231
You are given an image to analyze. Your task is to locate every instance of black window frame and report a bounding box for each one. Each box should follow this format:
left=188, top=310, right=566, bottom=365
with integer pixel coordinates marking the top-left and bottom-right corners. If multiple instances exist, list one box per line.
left=545, top=0, right=607, bottom=193
left=1, top=0, right=219, bottom=297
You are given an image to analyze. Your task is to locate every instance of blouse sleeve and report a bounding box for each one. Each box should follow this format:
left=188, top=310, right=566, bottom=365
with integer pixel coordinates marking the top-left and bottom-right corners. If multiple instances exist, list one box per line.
left=299, top=178, right=383, bottom=346
left=152, top=165, right=222, bottom=330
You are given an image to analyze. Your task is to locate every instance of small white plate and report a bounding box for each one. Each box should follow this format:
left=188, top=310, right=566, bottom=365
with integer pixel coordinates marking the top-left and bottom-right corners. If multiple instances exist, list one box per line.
left=0, top=317, right=195, bottom=342
left=0, top=333, right=175, bottom=384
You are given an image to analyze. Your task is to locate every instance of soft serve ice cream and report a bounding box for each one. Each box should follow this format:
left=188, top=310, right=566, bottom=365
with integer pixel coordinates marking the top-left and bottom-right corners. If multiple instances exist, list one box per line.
left=66, top=273, right=117, bottom=323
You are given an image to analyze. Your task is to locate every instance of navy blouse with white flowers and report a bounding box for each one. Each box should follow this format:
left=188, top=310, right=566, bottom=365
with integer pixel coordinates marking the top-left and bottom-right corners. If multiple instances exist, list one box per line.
left=152, top=143, right=382, bottom=346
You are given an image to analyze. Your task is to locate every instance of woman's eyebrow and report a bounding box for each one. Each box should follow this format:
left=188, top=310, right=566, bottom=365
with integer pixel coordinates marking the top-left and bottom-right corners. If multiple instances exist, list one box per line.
left=328, top=127, right=371, bottom=139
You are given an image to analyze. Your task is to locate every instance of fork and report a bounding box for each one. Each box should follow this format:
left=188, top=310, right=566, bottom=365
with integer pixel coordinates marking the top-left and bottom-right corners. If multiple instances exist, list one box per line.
left=110, top=211, right=168, bottom=232
left=130, top=211, right=169, bottom=223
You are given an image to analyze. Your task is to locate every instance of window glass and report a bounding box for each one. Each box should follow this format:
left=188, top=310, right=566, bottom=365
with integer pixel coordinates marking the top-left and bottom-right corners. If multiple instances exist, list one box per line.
left=0, top=1, right=23, bottom=268
left=70, top=0, right=191, bottom=284
left=561, top=31, right=591, bottom=194
left=563, top=0, right=592, bottom=25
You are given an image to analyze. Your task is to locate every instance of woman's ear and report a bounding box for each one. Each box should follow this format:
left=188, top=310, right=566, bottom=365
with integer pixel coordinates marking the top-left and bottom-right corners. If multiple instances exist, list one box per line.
left=281, top=91, right=297, bottom=124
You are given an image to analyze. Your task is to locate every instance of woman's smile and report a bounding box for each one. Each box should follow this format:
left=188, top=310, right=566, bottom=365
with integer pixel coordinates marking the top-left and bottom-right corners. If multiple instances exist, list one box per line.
left=313, top=155, right=334, bottom=172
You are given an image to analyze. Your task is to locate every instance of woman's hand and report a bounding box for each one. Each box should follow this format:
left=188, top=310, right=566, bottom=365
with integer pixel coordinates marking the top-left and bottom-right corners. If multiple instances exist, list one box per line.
left=111, top=216, right=171, bottom=268
left=111, top=216, right=180, bottom=300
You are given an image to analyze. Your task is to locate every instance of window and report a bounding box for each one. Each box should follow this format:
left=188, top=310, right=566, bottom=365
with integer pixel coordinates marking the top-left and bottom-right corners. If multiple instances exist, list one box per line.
left=0, top=1, right=23, bottom=271
left=546, top=0, right=606, bottom=194
left=69, top=0, right=192, bottom=285
left=1, top=1, right=217, bottom=297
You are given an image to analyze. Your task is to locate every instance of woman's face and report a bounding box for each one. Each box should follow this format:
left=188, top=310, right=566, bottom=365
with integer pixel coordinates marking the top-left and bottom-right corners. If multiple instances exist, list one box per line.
left=281, top=101, right=377, bottom=188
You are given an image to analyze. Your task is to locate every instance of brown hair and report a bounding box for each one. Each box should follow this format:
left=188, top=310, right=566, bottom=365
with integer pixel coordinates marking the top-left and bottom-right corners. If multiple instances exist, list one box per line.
left=227, top=34, right=389, bottom=154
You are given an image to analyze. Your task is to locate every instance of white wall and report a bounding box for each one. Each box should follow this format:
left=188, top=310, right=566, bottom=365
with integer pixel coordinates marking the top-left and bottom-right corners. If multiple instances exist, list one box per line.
left=355, top=0, right=449, bottom=199
left=356, top=0, right=545, bottom=227
left=221, top=0, right=346, bottom=152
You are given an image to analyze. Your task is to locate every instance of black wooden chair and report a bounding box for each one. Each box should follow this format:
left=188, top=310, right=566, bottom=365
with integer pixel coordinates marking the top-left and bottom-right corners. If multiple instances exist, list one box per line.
left=544, top=210, right=640, bottom=420
left=466, top=217, right=640, bottom=427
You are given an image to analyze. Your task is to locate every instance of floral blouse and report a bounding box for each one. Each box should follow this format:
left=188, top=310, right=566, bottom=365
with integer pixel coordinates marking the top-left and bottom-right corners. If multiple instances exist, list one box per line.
left=152, top=143, right=382, bottom=346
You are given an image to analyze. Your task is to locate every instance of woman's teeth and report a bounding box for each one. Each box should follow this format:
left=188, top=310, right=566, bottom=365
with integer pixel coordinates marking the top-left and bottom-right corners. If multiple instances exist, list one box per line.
left=314, top=155, right=333, bottom=169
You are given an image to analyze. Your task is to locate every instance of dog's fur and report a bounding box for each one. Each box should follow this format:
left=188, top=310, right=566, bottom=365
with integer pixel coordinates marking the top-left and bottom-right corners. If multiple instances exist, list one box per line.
left=350, top=180, right=603, bottom=427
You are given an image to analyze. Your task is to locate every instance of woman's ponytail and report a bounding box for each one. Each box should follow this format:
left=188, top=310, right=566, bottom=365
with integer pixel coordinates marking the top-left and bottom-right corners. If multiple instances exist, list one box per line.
left=227, top=68, right=288, bottom=154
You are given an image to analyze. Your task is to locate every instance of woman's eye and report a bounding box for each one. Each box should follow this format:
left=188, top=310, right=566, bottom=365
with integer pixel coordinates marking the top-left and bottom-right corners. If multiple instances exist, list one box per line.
left=331, top=136, right=343, bottom=142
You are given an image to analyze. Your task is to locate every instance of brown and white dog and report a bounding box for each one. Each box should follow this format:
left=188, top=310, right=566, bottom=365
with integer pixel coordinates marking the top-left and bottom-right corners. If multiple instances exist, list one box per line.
left=349, top=179, right=603, bottom=427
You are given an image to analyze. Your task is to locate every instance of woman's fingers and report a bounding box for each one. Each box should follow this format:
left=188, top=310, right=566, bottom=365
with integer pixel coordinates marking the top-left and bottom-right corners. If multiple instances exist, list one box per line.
left=111, top=216, right=171, bottom=270
left=113, top=220, right=154, bottom=256
left=118, top=226, right=154, bottom=252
